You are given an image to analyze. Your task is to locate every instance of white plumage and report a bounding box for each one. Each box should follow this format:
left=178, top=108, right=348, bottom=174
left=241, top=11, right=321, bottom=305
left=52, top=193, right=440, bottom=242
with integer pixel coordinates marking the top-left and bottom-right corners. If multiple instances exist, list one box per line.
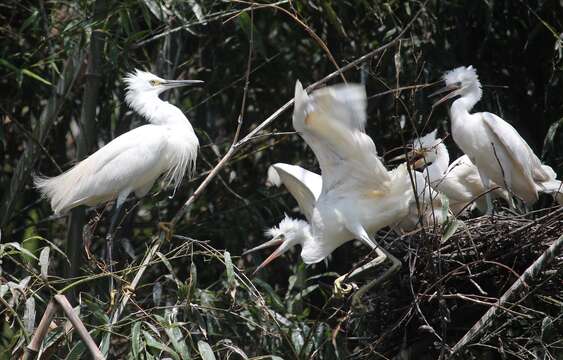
left=410, top=130, right=510, bottom=214
left=432, top=65, right=562, bottom=207
left=35, top=69, right=202, bottom=215
left=246, top=82, right=423, bottom=282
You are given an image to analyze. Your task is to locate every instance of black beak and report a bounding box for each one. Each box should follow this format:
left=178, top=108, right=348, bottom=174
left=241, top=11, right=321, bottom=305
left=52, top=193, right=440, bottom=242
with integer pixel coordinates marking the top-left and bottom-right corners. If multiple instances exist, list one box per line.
left=429, top=82, right=461, bottom=107
left=163, top=79, right=204, bottom=88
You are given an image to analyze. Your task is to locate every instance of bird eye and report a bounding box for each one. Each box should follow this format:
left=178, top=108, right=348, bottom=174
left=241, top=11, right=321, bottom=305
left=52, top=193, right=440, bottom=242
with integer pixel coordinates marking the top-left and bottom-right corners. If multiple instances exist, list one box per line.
left=149, top=80, right=161, bottom=86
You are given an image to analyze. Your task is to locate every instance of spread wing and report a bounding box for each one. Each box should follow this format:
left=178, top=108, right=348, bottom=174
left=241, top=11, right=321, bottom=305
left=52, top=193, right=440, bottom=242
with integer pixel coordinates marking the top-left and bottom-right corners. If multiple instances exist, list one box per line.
left=269, top=163, right=321, bottom=221
left=292, top=81, right=390, bottom=195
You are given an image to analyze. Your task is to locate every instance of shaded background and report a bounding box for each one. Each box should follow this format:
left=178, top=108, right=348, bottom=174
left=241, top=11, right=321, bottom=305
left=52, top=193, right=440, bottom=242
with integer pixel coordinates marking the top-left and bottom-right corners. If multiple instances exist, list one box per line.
left=1, top=0, right=562, bottom=359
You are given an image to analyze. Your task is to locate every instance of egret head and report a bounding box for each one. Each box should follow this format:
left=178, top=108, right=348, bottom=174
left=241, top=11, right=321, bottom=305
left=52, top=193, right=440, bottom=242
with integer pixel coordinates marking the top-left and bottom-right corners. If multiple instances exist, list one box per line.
left=124, top=69, right=203, bottom=102
left=430, top=66, right=482, bottom=107
left=244, top=215, right=311, bottom=273
left=409, top=130, right=443, bottom=169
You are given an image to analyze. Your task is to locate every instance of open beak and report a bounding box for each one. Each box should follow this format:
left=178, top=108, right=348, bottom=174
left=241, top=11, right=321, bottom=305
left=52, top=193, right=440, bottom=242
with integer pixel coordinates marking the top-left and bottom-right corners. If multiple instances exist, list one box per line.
left=163, top=79, right=204, bottom=89
left=406, top=149, right=427, bottom=169
left=429, top=83, right=460, bottom=107
left=243, top=235, right=287, bottom=274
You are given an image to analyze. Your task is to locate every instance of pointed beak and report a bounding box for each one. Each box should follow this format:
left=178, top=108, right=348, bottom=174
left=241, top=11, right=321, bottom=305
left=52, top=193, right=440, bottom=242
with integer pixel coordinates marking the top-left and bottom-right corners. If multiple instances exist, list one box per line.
left=243, top=235, right=288, bottom=274
left=389, top=153, right=408, bottom=162
left=429, top=83, right=460, bottom=107
left=406, top=149, right=427, bottom=169
left=163, top=79, right=204, bottom=89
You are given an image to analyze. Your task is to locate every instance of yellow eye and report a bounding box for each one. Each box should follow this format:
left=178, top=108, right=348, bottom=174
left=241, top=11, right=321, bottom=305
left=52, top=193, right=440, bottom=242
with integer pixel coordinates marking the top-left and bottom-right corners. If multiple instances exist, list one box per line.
left=149, top=79, right=161, bottom=86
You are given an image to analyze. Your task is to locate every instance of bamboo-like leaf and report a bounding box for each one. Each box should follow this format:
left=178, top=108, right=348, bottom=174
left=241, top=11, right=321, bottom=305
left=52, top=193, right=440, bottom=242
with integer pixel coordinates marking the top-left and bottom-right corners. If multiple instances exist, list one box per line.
left=23, top=297, right=35, bottom=334
left=197, top=340, right=216, bottom=360
left=2, top=242, right=38, bottom=260
left=143, top=330, right=180, bottom=360
left=441, top=219, right=462, bottom=243
left=132, top=322, right=142, bottom=359
left=22, top=69, right=52, bottom=86
left=39, top=247, right=50, bottom=279
left=164, top=326, right=191, bottom=360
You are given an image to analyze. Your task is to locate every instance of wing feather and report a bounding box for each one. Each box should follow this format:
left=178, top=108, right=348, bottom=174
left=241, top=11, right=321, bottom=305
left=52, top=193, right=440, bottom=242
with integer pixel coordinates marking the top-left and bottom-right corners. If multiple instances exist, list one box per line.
left=270, top=163, right=321, bottom=221
left=35, top=125, right=168, bottom=214
left=481, top=112, right=540, bottom=203
left=292, top=81, right=390, bottom=194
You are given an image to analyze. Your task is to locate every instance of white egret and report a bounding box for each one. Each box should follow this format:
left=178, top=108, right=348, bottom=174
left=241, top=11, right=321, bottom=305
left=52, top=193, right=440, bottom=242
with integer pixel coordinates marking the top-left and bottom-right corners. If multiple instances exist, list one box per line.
left=431, top=66, right=562, bottom=210
left=408, top=130, right=511, bottom=214
left=244, top=163, right=321, bottom=272
left=35, top=69, right=203, bottom=275
left=245, top=82, right=423, bottom=296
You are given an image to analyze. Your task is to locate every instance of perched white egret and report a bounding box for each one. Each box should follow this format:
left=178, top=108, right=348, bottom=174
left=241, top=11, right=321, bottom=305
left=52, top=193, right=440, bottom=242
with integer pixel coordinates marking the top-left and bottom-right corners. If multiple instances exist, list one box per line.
left=35, top=69, right=203, bottom=274
left=409, top=130, right=511, bottom=214
left=431, top=66, right=562, bottom=209
left=245, top=82, right=424, bottom=296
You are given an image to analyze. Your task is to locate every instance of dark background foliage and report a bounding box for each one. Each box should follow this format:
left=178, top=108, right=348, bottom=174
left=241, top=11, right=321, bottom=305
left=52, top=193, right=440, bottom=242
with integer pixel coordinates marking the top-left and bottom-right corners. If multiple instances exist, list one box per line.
left=0, top=0, right=562, bottom=359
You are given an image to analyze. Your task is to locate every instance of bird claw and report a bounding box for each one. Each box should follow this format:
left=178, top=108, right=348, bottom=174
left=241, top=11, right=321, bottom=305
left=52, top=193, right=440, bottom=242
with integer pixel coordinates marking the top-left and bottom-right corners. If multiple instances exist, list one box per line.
left=333, top=275, right=358, bottom=298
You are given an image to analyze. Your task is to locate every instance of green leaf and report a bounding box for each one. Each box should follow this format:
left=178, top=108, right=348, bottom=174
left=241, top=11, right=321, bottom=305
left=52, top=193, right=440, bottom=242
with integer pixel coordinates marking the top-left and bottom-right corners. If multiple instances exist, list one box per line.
left=131, top=322, right=142, bottom=359
left=39, top=247, right=50, bottom=279
left=197, top=340, right=216, bottom=360
left=224, top=251, right=235, bottom=285
left=22, top=69, right=52, bottom=86
left=2, top=242, right=38, bottom=260
left=143, top=330, right=180, bottom=360
left=164, top=325, right=190, bottom=360
left=65, top=341, right=86, bottom=360
left=441, top=219, right=462, bottom=243
left=542, top=117, right=563, bottom=157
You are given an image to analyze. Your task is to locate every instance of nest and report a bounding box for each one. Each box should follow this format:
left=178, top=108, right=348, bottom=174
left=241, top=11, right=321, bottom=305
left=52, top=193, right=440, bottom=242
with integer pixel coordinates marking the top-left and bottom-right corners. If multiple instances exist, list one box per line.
left=338, top=206, right=563, bottom=359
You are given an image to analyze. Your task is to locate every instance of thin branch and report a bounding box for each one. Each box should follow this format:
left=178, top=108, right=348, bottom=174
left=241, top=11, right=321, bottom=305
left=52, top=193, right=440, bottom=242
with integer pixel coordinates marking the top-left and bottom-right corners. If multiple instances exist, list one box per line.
left=23, top=300, right=58, bottom=360
left=54, top=294, right=104, bottom=360
left=170, top=0, right=429, bottom=226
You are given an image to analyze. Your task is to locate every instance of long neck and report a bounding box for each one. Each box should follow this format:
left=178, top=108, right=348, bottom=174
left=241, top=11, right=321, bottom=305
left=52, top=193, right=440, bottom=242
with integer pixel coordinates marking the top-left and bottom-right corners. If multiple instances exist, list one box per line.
left=128, top=92, right=191, bottom=127
left=425, top=143, right=450, bottom=183
left=450, top=85, right=482, bottom=121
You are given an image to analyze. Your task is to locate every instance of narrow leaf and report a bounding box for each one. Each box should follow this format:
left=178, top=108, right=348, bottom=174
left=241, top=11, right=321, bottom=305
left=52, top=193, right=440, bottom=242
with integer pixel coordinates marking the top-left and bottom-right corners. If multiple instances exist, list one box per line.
left=39, top=247, right=50, bottom=279
left=197, top=340, right=216, bottom=360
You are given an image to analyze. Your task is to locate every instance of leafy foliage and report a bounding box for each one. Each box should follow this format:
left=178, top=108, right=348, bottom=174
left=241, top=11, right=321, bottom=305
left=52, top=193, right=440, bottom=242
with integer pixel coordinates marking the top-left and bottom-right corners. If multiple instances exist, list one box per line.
left=0, top=0, right=562, bottom=359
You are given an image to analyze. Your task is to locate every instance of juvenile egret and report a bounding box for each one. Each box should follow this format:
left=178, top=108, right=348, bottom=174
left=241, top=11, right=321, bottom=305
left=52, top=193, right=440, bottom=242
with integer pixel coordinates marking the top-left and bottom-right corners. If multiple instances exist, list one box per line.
left=35, top=69, right=203, bottom=274
left=408, top=130, right=511, bottom=214
left=246, top=82, right=420, bottom=295
left=431, top=66, right=562, bottom=209
left=245, top=163, right=321, bottom=272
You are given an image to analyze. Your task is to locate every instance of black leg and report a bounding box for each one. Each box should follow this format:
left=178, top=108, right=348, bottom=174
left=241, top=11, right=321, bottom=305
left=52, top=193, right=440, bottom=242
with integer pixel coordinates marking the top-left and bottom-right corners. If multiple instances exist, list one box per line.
left=106, top=201, right=125, bottom=294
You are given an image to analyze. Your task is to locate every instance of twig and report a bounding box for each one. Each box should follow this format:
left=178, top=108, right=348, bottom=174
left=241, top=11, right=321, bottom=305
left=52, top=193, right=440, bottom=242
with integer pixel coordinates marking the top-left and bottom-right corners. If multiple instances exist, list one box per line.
left=53, top=295, right=104, bottom=359
left=171, top=0, right=429, bottom=226
left=450, top=235, right=563, bottom=356
left=24, top=295, right=104, bottom=360
left=99, top=234, right=162, bottom=354
left=23, top=300, right=57, bottom=360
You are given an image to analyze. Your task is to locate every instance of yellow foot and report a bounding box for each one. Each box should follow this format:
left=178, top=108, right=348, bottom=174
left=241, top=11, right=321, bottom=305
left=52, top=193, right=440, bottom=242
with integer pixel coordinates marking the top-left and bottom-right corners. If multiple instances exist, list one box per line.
left=333, top=274, right=358, bottom=298
left=158, top=222, right=174, bottom=241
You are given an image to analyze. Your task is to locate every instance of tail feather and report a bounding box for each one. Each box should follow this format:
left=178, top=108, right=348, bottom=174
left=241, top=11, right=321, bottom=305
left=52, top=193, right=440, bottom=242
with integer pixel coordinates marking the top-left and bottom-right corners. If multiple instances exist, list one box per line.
left=34, top=161, right=97, bottom=215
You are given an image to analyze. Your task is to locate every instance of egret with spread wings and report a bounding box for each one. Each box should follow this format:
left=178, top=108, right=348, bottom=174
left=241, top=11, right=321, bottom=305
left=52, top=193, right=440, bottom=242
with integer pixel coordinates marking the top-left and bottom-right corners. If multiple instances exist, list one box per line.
left=431, top=66, right=562, bottom=210
left=246, top=82, right=421, bottom=296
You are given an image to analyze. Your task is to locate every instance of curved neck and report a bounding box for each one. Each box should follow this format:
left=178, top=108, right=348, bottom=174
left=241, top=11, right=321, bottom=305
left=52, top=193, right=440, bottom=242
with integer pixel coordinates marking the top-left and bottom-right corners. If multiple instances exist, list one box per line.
left=128, top=92, right=190, bottom=127
left=450, top=85, right=482, bottom=120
